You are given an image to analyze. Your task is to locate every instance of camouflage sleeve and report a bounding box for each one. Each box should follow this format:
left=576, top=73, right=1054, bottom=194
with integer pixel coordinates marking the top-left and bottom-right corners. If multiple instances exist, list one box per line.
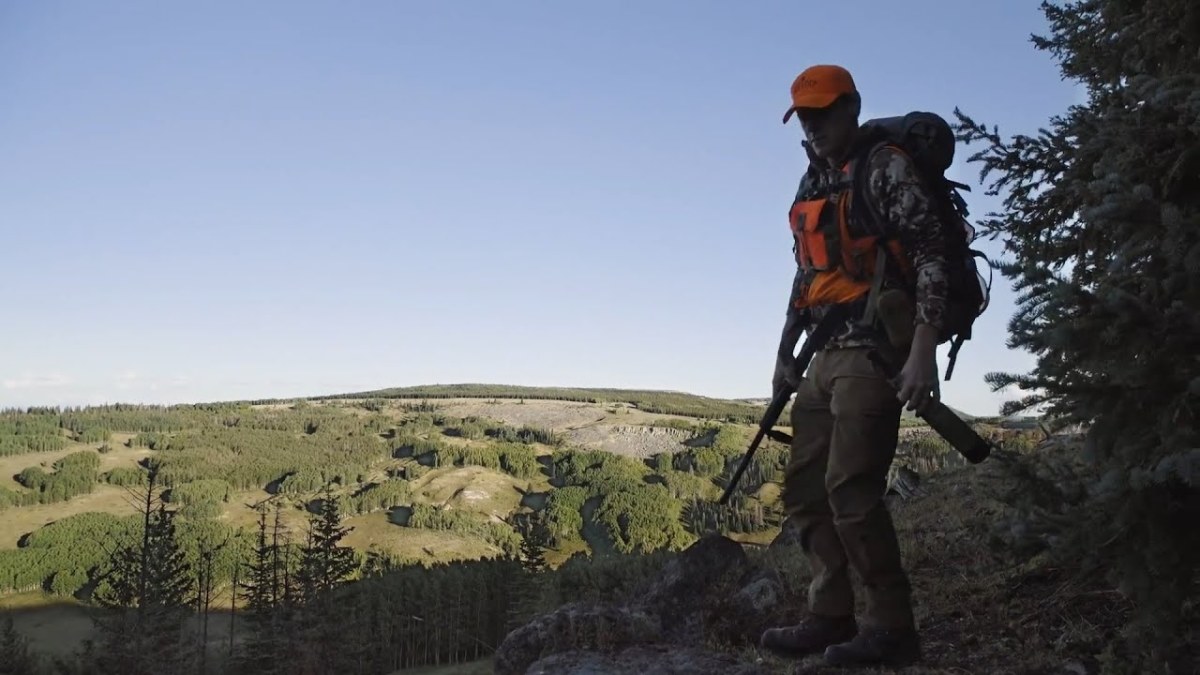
left=864, top=146, right=948, bottom=331
left=780, top=267, right=812, bottom=353
left=787, top=267, right=807, bottom=314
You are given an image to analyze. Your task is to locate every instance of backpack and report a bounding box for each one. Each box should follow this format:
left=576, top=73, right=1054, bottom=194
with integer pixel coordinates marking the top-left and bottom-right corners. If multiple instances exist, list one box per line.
left=849, top=111, right=993, bottom=381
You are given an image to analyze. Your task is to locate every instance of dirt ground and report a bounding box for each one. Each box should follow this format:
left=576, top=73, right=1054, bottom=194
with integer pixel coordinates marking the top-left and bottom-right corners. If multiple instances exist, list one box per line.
left=743, top=443, right=1158, bottom=675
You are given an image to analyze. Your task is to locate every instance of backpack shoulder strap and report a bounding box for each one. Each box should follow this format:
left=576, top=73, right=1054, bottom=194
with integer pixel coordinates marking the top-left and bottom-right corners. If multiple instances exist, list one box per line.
left=846, top=140, right=904, bottom=331
left=847, top=140, right=909, bottom=237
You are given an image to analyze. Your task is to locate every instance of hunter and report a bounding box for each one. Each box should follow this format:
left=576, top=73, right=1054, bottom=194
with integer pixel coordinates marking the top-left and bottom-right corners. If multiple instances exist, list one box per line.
left=759, top=64, right=949, bottom=667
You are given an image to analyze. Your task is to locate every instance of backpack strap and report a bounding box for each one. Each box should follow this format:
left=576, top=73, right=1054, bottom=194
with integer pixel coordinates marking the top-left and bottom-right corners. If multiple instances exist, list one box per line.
left=945, top=334, right=966, bottom=381
left=847, top=141, right=898, bottom=332
left=856, top=241, right=889, bottom=331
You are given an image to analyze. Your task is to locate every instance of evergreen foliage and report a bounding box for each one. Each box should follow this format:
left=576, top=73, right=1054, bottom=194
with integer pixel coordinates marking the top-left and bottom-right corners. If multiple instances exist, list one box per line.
left=403, top=503, right=523, bottom=556
left=542, top=485, right=587, bottom=546
left=165, top=478, right=232, bottom=505
left=345, top=479, right=412, bottom=515
left=286, top=491, right=361, bottom=673
left=0, top=412, right=69, bottom=456
left=594, top=485, right=695, bottom=554
left=953, top=1, right=1200, bottom=668
left=14, top=451, right=100, bottom=506
left=86, top=471, right=196, bottom=675
left=296, top=491, right=360, bottom=602
left=102, top=467, right=148, bottom=487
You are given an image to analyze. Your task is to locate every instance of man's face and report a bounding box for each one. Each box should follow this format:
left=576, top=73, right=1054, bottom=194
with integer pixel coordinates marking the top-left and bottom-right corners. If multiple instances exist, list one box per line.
left=796, top=98, right=858, bottom=161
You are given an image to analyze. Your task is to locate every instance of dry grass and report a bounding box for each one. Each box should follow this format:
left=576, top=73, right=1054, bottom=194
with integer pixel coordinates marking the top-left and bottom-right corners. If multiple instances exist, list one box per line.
left=218, top=488, right=311, bottom=534
left=0, top=436, right=144, bottom=491
left=0, top=484, right=145, bottom=549
left=0, top=438, right=153, bottom=549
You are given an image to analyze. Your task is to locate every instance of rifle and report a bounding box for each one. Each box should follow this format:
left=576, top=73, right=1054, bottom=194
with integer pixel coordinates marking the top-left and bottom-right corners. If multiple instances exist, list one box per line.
left=719, top=306, right=847, bottom=505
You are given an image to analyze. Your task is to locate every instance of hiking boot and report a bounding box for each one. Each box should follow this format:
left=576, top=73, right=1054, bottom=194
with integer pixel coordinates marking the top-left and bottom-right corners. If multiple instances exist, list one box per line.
left=759, top=614, right=858, bottom=657
left=823, top=625, right=921, bottom=668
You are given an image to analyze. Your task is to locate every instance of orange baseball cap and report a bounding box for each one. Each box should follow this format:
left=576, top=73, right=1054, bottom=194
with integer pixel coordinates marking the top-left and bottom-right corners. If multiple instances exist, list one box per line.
left=782, top=65, right=857, bottom=123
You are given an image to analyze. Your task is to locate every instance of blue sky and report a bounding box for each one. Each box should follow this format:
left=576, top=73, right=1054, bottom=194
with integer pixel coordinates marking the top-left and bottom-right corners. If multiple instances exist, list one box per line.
left=0, top=1, right=1082, bottom=416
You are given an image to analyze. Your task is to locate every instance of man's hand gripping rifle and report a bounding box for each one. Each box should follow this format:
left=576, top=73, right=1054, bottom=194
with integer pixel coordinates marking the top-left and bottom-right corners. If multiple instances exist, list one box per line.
left=719, top=306, right=846, bottom=505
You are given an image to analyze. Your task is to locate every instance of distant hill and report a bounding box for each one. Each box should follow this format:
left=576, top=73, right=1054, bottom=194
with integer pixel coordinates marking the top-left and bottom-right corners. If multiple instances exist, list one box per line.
left=308, top=382, right=978, bottom=424
left=305, top=383, right=769, bottom=425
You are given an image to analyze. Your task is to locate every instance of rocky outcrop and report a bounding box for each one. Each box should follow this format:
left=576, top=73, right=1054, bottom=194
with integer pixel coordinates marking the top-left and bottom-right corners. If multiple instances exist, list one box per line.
left=493, top=533, right=799, bottom=675
left=565, top=425, right=694, bottom=459
left=491, top=603, right=661, bottom=675
left=627, top=533, right=793, bottom=646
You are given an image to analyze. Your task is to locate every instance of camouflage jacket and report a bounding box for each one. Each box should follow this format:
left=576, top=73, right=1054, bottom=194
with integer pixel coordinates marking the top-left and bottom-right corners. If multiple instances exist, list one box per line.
left=786, top=142, right=950, bottom=350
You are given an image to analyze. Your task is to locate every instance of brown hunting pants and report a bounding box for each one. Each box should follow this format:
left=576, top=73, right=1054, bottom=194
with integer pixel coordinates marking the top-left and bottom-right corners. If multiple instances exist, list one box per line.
left=781, top=346, right=915, bottom=629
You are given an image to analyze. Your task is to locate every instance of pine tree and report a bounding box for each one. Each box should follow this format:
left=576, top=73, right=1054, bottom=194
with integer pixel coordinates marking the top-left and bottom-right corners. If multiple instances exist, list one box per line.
left=238, top=508, right=277, bottom=617
left=517, top=512, right=550, bottom=576
left=89, top=470, right=196, bottom=675
left=231, top=501, right=297, bottom=675
left=291, top=491, right=359, bottom=674
left=296, top=491, right=358, bottom=602
left=193, top=537, right=228, bottom=675
left=504, top=512, right=551, bottom=631
left=952, top=0, right=1199, bottom=670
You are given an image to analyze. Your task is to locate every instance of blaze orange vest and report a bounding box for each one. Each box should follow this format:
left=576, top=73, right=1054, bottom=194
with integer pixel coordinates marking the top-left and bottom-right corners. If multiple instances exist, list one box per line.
left=788, top=150, right=913, bottom=310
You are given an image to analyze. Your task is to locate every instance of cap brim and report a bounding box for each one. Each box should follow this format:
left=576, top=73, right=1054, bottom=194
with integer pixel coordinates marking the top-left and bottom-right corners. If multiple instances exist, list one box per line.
left=780, top=92, right=842, bottom=123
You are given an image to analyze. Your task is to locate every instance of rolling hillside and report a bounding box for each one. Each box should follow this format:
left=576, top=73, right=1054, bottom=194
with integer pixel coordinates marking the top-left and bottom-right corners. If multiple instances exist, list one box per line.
left=0, top=384, right=1017, bottom=672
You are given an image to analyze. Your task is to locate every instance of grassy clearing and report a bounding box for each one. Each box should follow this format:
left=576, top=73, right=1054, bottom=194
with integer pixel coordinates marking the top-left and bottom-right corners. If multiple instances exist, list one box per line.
left=0, top=484, right=142, bottom=549
left=341, top=513, right=502, bottom=564
left=217, top=488, right=311, bottom=534
left=0, top=438, right=143, bottom=491
left=410, top=465, right=547, bottom=519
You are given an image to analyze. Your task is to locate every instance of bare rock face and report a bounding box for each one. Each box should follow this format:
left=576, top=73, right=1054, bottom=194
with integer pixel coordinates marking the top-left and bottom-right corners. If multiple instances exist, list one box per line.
left=494, top=534, right=798, bottom=674
left=524, top=644, right=766, bottom=675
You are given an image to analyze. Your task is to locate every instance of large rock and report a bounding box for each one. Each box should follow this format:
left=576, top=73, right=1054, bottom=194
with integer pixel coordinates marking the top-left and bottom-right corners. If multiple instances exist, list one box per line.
left=629, top=533, right=794, bottom=646
left=494, top=533, right=800, bottom=674
left=492, top=602, right=661, bottom=675
left=525, top=644, right=766, bottom=675
left=628, top=534, right=747, bottom=639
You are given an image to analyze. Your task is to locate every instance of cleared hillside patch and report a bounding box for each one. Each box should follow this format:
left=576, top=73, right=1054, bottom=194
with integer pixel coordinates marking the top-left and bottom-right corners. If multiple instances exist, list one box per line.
left=0, top=485, right=139, bottom=549
left=341, top=511, right=502, bottom=564
left=410, top=465, right=540, bottom=519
